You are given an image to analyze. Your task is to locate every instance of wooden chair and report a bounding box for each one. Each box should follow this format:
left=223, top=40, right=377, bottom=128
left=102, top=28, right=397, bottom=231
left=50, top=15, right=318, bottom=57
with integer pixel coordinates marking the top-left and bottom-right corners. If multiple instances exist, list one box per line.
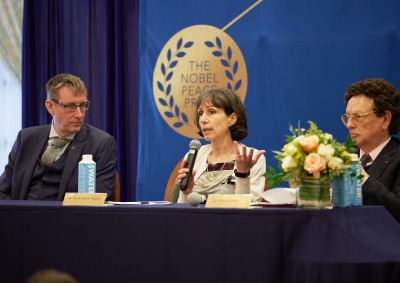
left=110, top=171, right=120, bottom=201
left=164, top=158, right=183, bottom=203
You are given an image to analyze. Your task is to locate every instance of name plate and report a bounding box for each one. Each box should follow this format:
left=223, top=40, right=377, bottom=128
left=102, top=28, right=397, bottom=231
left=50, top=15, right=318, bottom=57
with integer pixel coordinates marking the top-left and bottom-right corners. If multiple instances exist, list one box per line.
left=205, top=194, right=252, bottom=208
left=63, top=193, right=107, bottom=206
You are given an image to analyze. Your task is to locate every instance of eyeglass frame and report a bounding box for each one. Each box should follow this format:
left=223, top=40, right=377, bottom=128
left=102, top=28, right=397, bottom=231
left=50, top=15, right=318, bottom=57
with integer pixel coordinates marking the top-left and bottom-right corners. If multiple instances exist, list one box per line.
left=51, top=99, right=90, bottom=112
left=341, top=110, right=376, bottom=126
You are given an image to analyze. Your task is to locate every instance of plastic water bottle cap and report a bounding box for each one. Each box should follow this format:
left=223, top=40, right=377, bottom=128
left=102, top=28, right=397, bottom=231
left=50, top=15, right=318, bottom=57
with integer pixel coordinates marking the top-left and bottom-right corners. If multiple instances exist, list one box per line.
left=82, top=154, right=93, bottom=161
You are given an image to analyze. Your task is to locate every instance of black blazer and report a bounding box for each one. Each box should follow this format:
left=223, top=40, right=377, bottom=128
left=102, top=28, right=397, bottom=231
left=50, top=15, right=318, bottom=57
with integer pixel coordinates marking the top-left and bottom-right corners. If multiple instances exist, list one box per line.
left=363, top=137, right=400, bottom=222
left=0, top=123, right=117, bottom=200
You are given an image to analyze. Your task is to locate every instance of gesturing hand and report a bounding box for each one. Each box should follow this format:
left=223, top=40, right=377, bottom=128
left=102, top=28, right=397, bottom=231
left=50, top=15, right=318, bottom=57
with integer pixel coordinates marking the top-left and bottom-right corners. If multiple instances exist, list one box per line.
left=234, top=141, right=266, bottom=174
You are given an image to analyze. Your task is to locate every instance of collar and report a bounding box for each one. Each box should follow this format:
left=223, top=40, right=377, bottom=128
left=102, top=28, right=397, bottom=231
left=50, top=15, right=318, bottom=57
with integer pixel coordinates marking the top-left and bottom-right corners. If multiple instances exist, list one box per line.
left=49, top=119, right=76, bottom=140
left=360, top=136, right=391, bottom=161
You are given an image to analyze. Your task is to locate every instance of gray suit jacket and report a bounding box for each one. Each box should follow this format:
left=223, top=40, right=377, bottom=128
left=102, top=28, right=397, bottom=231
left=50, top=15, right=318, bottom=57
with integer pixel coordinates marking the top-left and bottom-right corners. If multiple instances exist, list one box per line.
left=363, top=137, right=400, bottom=222
left=0, top=123, right=117, bottom=200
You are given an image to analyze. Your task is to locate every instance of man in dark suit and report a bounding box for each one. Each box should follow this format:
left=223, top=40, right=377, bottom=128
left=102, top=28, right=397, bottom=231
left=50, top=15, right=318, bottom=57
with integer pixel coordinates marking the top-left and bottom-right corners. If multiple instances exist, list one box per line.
left=0, top=73, right=116, bottom=200
left=342, top=78, right=400, bottom=222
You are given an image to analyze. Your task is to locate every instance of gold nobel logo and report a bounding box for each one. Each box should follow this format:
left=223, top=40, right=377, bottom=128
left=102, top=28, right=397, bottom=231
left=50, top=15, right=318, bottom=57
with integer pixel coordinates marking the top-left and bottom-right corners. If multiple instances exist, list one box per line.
left=153, top=25, right=248, bottom=138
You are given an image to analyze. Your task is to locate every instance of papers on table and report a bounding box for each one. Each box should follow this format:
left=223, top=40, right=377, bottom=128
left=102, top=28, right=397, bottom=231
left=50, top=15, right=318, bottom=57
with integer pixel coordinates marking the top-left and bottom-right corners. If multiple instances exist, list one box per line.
left=251, top=188, right=297, bottom=207
left=105, top=201, right=171, bottom=205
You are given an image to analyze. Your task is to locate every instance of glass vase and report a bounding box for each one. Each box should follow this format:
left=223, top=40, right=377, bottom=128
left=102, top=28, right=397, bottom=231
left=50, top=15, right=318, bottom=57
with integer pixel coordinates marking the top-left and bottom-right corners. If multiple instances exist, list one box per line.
left=298, top=175, right=331, bottom=209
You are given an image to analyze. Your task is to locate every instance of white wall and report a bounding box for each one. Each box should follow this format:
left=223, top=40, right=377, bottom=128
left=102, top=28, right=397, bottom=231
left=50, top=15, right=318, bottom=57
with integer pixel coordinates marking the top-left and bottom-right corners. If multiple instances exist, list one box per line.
left=0, top=61, right=21, bottom=172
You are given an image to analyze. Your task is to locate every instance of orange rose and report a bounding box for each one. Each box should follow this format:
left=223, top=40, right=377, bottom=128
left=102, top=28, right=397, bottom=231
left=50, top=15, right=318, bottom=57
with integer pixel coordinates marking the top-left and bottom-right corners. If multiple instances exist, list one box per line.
left=304, top=153, right=326, bottom=178
left=300, top=135, right=320, bottom=153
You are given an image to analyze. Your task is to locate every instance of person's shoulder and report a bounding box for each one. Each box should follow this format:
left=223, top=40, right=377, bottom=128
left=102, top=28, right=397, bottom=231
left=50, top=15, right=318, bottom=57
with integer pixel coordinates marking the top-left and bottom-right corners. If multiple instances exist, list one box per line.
left=21, top=124, right=49, bottom=131
left=198, top=143, right=212, bottom=152
left=381, top=137, right=400, bottom=158
left=20, top=125, right=50, bottom=135
left=83, top=123, right=114, bottom=139
left=195, top=143, right=211, bottom=158
left=200, top=143, right=211, bottom=149
left=387, top=137, right=400, bottom=152
left=391, top=136, right=400, bottom=145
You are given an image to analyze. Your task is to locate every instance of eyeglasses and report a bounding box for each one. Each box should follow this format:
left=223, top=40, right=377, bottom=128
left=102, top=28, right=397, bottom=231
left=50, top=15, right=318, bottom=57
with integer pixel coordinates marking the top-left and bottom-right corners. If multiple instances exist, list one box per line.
left=52, top=99, right=90, bottom=112
left=341, top=111, right=376, bottom=126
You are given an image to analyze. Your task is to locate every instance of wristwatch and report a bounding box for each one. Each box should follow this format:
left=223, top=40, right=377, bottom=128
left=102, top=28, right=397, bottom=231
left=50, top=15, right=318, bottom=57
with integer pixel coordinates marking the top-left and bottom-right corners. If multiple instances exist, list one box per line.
left=234, top=169, right=250, bottom=178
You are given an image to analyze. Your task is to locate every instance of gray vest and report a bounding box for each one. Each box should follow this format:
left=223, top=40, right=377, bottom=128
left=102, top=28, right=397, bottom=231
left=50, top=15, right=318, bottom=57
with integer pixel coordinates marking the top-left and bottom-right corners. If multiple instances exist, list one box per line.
left=26, top=152, right=68, bottom=200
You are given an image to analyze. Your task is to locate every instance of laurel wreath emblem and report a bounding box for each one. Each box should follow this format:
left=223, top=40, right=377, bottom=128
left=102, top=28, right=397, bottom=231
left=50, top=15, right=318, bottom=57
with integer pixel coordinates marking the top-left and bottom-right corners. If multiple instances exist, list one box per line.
left=204, top=37, right=242, bottom=91
left=156, top=38, right=194, bottom=128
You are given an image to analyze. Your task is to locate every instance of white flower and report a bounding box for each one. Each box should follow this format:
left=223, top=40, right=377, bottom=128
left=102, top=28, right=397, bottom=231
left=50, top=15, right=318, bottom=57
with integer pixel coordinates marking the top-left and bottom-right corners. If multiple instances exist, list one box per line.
left=283, top=143, right=297, bottom=156
left=282, top=155, right=297, bottom=172
left=327, top=157, right=344, bottom=170
left=317, top=144, right=335, bottom=161
left=294, top=135, right=304, bottom=143
left=265, top=121, right=359, bottom=187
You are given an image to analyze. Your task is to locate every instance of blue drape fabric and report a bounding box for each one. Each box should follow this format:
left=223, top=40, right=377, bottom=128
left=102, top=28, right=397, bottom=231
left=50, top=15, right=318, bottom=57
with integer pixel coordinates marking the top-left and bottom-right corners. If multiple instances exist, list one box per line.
left=22, top=0, right=139, bottom=200
left=138, top=0, right=400, bottom=200
left=21, top=0, right=400, bottom=201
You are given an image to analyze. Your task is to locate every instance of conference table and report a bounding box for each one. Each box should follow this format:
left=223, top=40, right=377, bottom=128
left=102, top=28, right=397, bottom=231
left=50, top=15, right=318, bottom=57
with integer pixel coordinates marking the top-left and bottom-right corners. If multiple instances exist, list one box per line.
left=1, top=201, right=400, bottom=283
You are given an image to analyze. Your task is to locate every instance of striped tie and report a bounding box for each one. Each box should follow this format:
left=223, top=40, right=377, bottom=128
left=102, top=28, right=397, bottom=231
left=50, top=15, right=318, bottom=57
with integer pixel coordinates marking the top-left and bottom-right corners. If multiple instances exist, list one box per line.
left=360, top=153, right=372, bottom=169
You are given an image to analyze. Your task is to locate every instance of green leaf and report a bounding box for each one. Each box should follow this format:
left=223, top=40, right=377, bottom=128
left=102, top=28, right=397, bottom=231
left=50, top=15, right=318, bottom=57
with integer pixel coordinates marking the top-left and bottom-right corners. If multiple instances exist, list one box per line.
left=263, top=166, right=285, bottom=187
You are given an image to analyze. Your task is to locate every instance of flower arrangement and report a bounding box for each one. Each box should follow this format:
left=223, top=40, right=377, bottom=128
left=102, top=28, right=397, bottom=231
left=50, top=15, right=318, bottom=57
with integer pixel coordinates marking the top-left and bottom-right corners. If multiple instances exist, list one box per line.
left=264, top=121, right=358, bottom=187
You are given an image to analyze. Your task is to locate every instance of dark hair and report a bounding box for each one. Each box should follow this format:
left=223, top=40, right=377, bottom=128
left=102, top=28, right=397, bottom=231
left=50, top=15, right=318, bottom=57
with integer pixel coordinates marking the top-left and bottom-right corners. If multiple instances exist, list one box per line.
left=46, top=73, right=87, bottom=100
left=344, top=78, right=400, bottom=135
left=194, top=88, right=248, bottom=141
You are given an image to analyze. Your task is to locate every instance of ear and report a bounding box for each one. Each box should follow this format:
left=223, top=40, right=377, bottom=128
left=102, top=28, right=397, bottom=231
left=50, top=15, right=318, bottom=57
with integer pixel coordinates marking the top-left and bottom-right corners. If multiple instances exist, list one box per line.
left=382, top=110, right=392, bottom=130
left=45, top=100, right=55, bottom=116
left=229, top=113, right=238, bottom=126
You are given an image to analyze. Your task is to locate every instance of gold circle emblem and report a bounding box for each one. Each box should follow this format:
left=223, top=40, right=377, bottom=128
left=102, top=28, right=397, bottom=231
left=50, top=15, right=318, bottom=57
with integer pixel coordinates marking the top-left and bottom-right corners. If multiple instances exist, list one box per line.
left=153, top=25, right=248, bottom=138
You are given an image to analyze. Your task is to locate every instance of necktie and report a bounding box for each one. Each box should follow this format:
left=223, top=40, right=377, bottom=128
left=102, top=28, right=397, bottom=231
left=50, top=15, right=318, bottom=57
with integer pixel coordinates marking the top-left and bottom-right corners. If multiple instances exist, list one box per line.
left=360, top=153, right=373, bottom=168
left=41, top=138, right=71, bottom=167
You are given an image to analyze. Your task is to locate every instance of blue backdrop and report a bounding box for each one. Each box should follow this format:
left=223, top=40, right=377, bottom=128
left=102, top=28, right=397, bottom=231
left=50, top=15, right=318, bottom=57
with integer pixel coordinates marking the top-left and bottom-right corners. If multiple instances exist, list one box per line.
left=138, top=0, right=400, bottom=200
left=21, top=0, right=400, bottom=201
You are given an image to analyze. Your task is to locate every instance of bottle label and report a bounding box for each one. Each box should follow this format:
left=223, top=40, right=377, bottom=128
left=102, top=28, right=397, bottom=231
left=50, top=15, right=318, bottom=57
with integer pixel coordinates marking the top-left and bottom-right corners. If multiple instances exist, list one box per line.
left=350, top=162, right=363, bottom=207
left=78, top=163, right=96, bottom=193
left=332, top=170, right=352, bottom=208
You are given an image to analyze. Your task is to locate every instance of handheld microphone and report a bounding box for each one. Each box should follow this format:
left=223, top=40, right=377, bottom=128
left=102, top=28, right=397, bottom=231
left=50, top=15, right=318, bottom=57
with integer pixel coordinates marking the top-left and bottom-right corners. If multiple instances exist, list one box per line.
left=180, top=139, right=201, bottom=191
left=187, top=192, right=207, bottom=206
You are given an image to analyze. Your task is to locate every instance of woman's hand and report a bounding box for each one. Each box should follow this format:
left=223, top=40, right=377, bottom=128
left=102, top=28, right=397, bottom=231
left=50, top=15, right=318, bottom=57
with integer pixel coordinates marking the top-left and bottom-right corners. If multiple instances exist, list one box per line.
left=234, top=141, right=266, bottom=173
left=175, top=159, right=196, bottom=195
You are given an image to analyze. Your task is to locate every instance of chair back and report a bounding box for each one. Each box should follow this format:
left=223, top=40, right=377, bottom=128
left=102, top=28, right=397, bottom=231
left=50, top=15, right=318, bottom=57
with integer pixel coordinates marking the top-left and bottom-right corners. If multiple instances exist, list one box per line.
left=110, top=171, right=120, bottom=201
left=164, top=158, right=182, bottom=203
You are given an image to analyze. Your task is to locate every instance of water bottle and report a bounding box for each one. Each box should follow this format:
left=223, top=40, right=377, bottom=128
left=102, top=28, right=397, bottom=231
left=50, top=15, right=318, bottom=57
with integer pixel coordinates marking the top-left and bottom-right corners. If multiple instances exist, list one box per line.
left=332, top=169, right=352, bottom=208
left=350, top=156, right=363, bottom=207
left=78, top=154, right=96, bottom=193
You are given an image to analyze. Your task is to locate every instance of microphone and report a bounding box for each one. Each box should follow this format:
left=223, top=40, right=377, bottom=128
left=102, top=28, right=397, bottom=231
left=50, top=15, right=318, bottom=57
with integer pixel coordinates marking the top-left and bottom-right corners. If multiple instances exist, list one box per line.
left=180, top=139, right=201, bottom=191
left=187, top=192, right=207, bottom=206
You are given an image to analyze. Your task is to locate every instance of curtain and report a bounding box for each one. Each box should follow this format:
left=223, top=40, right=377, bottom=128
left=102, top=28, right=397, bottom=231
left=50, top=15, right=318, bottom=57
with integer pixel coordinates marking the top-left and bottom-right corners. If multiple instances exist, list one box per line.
left=0, top=0, right=23, bottom=173
left=22, top=0, right=139, bottom=200
left=0, top=0, right=23, bottom=82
